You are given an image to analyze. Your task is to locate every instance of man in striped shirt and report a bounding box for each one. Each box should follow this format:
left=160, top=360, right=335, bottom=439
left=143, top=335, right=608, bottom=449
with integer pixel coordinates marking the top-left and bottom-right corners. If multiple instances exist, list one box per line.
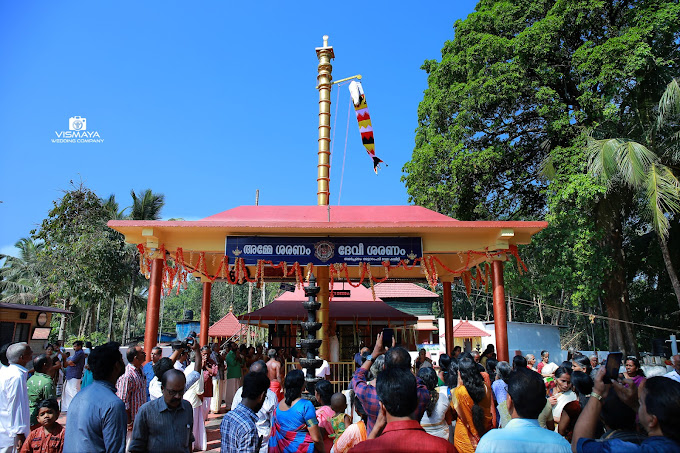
left=117, top=345, right=147, bottom=431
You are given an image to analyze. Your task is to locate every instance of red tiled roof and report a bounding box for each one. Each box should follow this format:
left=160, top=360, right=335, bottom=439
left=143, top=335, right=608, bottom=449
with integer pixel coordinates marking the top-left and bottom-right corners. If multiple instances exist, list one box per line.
left=373, top=283, right=438, bottom=299
left=208, top=311, right=244, bottom=338
left=453, top=320, right=491, bottom=338
left=238, top=284, right=417, bottom=325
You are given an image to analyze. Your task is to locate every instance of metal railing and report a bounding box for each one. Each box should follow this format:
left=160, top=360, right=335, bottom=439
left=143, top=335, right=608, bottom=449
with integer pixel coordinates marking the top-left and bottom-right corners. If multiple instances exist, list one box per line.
left=286, top=360, right=356, bottom=394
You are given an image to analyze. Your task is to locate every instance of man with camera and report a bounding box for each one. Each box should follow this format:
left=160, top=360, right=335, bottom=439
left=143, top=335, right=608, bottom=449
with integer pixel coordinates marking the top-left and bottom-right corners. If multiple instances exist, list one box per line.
left=148, top=337, right=202, bottom=401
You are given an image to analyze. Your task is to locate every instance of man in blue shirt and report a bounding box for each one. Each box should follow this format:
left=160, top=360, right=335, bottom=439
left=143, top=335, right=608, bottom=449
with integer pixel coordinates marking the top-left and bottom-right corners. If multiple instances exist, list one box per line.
left=61, top=340, right=86, bottom=412
left=477, top=367, right=571, bottom=452
left=142, top=347, right=163, bottom=401
left=64, top=342, right=127, bottom=453
left=572, top=368, right=680, bottom=453
left=220, top=370, right=270, bottom=452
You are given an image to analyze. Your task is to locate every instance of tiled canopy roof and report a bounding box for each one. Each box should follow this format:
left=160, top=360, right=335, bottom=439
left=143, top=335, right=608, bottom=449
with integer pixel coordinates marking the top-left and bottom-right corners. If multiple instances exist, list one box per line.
left=208, top=311, right=244, bottom=338
left=453, top=320, right=491, bottom=338
left=373, top=283, right=438, bottom=299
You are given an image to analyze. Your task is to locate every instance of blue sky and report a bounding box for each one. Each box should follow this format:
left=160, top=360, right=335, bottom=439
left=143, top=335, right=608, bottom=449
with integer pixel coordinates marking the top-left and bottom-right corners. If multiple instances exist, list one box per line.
left=0, top=1, right=478, bottom=257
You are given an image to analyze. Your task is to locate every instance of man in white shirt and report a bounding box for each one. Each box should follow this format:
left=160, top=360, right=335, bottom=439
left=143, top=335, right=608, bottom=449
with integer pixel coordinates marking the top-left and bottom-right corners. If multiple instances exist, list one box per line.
left=231, top=360, right=278, bottom=453
left=0, top=342, right=33, bottom=453
left=664, top=354, right=680, bottom=382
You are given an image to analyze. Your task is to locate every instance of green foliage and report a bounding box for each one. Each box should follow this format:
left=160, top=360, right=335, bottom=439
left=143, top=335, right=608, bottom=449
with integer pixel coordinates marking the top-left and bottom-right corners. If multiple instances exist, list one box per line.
left=404, top=0, right=680, bottom=352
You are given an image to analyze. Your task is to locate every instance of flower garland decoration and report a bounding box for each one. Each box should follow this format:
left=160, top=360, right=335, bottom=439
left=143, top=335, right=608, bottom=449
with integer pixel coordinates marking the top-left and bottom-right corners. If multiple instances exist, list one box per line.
left=134, top=244, right=528, bottom=301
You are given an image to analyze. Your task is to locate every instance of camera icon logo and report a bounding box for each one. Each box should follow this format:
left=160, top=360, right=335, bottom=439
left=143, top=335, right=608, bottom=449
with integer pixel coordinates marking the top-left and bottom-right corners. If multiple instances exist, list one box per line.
left=69, top=116, right=87, bottom=131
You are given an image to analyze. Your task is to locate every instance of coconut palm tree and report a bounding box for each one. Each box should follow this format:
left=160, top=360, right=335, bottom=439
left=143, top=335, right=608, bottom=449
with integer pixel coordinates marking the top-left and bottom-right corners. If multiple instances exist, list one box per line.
left=121, top=189, right=165, bottom=343
left=587, top=78, right=680, bottom=312
left=0, top=237, right=49, bottom=304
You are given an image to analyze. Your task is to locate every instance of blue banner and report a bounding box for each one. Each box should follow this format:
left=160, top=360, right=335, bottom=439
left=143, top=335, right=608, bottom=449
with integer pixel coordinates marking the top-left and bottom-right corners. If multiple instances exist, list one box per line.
left=225, top=236, right=422, bottom=266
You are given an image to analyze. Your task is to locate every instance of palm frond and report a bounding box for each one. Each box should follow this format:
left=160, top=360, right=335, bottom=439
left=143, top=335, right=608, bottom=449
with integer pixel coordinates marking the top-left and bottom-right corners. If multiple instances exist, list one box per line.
left=586, top=137, right=621, bottom=186
left=658, top=78, right=680, bottom=129
left=646, top=164, right=680, bottom=239
left=615, top=140, right=657, bottom=189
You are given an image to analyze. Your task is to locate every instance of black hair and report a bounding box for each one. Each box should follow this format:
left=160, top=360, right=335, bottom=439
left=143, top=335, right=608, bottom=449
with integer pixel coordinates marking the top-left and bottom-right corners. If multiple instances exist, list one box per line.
left=447, top=359, right=459, bottom=389
left=315, top=379, right=333, bottom=406
left=153, top=357, right=174, bottom=380
left=572, top=354, right=593, bottom=375
left=452, top=346, right=461, bottom=354
left=570, top=371, right=593, bottom=397
left=601, top=390, right=637, bottom=431
left=37, top=398, right=60, bottom=414
left=496, top=361, right=512, bottom=383
left=126, top=346, right=139, bottom=363
left=85, top=341, right=93, bottom=348
left=384, top=346, right=411, bottom=370
left=73, top=340, right=83, bottom=347
left=555, top=366, right=571, bottom=379
left=482, top=344, right=495, bottom=356
left=625, top=357, right=645, bottom=377
left=507, top=368, right=546, bottom=419
left=33, top=354, right=50, bottom=373
left=242, top=371, right=270, bottom=400
left=644, top=376, right=680, bottom=442
left=512, top=355, right=527, bottom=370
left=560, top=361, right=573, bottom=372
left=417, top=366, right=439, bottom=417
left=439, top=354, right=451, bottom=382
left=486, top=358, right=498, bottom=376
left=459, top=358, right=488, bottom=436
left=89, top=342, right=122, bottom=381
left=0, top=343, right=10, bottom=367
left=376, top=367, right=418, bottom=417
left=284, top=369, right=305, bottom=406
left=540, top=350, right=549, bottom=358
left=353, top=393, right=367, bottom=419
left=161, top=369, right=186, bottom=388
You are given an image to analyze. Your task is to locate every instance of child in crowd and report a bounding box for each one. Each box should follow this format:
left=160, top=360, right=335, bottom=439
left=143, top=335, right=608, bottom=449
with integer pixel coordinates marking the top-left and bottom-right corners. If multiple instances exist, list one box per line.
left=329, top=393, right=352, bottom=445
left=21, top=399, right=64, bottom=453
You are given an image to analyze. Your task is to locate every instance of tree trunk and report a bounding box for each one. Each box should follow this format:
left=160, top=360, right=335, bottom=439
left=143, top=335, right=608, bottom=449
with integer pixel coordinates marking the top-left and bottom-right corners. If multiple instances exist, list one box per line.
left=107, top=297, right=116, bottom=341
left=536, top=295, right=544, bottom=324
left=597, top=196, right=638, bottom=356
left=248, top=282, right=253, bottom=312
left=123, top=272, right=137, bottom=344
left=58, top=299, right=68, bottom=341
left=658, top=234, right=680, bottom=315
left=554, top=289, right=565, bottom=326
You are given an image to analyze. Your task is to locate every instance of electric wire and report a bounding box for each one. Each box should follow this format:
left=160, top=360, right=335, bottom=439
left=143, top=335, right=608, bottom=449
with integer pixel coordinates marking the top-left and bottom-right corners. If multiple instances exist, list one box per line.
left=449, top=287, right=678, bottom=333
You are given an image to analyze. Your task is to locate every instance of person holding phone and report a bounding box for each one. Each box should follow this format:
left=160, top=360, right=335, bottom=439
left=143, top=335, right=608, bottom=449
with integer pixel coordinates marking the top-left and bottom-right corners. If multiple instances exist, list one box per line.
left=571, top=367, right=680, bottom=452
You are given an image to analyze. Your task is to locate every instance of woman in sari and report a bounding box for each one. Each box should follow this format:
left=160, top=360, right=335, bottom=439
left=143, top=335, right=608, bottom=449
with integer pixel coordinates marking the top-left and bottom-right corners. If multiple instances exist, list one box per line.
left=451, top=358, right=493, bottom=453
left=269, top=370, right=324, bottom=453
left=331, top=394, right=368, bottom=453
left=418, top=366, right=454, bottom=441
left=548, top=366, right=577, bottom=426
left=314, top=379, right=335, bottom=452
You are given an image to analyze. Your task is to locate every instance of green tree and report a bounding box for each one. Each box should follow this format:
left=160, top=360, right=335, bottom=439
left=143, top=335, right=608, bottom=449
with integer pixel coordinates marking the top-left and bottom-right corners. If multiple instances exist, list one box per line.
left=587, top=78, right=680, bottom=312
left=403, top=0, right=680, bottom=355
left=32, top=183, right=129, bottom=339
left=0, top=237, right=49, bottom=304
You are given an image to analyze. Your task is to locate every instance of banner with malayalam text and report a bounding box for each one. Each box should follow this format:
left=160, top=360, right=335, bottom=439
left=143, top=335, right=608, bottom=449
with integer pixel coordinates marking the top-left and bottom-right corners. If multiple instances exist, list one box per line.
left=225, top=236, right=422, bottom=266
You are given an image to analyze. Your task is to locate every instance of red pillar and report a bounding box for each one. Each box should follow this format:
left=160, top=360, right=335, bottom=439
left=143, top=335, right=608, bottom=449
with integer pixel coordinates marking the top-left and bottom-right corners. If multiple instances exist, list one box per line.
left=443, top=281, right=454, bottom=355
left=144, top=258, right=164, bottom=362
left=492, top=260, right=509, bottom=362
left=200, top=281, right=212, bottom=347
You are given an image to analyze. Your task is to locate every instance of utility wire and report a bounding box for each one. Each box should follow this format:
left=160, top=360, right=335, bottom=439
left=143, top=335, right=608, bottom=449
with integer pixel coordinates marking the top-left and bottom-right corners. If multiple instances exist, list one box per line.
left=450, top=287, right=678, bottom=333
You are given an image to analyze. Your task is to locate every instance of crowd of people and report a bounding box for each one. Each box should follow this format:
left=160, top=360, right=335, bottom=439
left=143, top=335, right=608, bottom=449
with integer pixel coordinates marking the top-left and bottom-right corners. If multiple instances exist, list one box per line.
left=1, top=337, right=679, bottom=453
